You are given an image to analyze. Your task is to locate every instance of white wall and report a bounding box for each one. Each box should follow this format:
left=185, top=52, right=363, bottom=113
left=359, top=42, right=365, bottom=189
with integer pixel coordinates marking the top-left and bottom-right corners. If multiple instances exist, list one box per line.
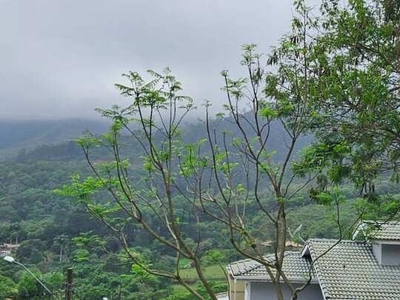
left=373, top=243, right=382, bottom=265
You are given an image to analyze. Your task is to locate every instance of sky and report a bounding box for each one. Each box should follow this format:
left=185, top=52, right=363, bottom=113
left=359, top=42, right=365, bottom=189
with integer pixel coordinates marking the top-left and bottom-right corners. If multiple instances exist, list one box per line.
left=0, top=0, right=317, bottom=120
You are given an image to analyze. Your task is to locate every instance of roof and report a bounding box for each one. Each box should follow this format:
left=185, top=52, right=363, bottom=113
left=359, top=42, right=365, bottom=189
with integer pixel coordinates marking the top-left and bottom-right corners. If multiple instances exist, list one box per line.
left=228, top=251, right=315, bottom=282
left=304, top=239, right=400, bottom=300
left=362, top=221, right=400, bottom=241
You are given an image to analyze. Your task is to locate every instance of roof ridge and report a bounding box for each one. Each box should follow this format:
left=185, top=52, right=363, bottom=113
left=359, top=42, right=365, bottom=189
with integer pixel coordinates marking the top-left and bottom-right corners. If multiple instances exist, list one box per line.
left=307, top=238, right=367, bottom=244
left=362, top=219, right=400, bottom=224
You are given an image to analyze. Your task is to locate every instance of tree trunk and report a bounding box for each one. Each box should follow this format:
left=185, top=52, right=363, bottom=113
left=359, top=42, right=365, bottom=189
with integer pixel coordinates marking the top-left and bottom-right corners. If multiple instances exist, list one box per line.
left=276, top=203, right=286, bottom=268
left=271, top=202, right=287, bottom=300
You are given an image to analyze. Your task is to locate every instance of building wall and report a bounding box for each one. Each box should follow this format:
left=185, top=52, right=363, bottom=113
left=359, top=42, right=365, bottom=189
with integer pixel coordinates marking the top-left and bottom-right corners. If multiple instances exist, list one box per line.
left=381, top=244, right=400, bottom=266
left=249, top=282, right=323, bottom=300
left=372, top=243, right=382, bottom=265
left=228, top=275, right=245, bottom=300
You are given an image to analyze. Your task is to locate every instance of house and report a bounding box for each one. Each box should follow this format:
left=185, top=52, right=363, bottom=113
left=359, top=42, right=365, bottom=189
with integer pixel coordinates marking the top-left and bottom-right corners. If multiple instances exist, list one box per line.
left=227, top=251, right=321, bottom=300
left=227, top=221, right=400, bottom=300
left=0, top=243, right=19, bottom=257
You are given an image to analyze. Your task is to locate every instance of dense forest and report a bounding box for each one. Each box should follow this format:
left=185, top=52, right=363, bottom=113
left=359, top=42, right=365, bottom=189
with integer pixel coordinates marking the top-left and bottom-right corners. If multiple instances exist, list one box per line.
left=0, top=117, right=395, bottom=299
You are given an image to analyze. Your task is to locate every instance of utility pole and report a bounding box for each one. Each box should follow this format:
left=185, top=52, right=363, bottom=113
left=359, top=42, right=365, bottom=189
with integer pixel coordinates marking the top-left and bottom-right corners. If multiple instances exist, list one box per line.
left=65, top=268, right=73, bottom=300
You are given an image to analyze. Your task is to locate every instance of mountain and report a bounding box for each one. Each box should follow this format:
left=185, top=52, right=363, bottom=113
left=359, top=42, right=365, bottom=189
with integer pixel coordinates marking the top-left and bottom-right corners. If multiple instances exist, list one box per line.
left=0, top=119, right=109, bottom=160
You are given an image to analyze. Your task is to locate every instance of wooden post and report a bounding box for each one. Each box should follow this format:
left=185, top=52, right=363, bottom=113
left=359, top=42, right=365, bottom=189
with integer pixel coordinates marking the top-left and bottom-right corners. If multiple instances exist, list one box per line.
left=65, top=268, right=73, bottom=300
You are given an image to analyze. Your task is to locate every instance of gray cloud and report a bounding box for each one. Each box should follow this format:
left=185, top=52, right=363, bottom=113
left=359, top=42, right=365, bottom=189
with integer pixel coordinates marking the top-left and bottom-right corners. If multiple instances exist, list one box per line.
left=0, top=0, right=315, bottom=120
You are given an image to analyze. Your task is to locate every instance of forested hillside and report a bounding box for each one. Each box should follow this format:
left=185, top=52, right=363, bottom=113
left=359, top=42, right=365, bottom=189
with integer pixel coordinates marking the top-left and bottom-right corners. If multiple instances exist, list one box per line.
left=0, top=119, right=108, bottom=160
left=0, top=117, right=390, bottom=299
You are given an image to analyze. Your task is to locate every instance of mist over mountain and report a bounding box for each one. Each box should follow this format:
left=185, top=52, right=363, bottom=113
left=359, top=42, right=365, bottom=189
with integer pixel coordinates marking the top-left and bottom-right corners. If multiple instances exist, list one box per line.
left=0, top=115, right=313, bottom=167
left=0, top=119, right=109, bottom=159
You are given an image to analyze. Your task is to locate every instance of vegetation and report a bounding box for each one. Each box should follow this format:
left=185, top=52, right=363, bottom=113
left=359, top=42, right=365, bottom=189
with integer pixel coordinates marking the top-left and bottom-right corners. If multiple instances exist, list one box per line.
left=0, top=0, right=399, bottom=299
left=61, top=0, right=400, bottom=299
left=0, top=124, right=363, bottom=299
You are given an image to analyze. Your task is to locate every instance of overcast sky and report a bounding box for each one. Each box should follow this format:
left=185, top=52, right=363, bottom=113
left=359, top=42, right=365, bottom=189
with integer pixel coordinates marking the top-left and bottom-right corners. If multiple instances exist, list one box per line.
left=0, top=0, right=318, bottom=120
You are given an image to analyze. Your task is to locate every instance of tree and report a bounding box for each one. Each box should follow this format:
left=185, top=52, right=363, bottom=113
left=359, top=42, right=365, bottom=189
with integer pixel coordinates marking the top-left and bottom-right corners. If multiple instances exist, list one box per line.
left=60, top=68, right=220, bottom=299
left=60, top=57, right=316, bottom=299
left=295, top=0, right=400, bottom=218
left=0, top=274, right=17, bottom=299
left=59, top=1, right=386, bottom=299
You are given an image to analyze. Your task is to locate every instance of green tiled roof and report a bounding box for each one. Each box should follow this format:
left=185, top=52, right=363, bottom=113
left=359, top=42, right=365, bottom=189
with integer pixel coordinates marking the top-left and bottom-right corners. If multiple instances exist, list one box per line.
left=228, top=251, right=314, bottom=281
left=306, top=239, right=400, bottom=300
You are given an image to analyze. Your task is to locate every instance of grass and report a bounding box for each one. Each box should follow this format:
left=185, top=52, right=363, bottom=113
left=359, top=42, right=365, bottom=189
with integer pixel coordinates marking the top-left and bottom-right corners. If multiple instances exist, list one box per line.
left=179, top=264, right=226, bottom=280
left=171, top=264, right=226, bottom=292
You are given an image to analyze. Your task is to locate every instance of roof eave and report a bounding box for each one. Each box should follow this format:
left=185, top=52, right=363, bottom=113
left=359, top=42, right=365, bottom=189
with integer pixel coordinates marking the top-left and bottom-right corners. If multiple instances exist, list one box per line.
left=231, top=275, right=318, bottom=284
left=370, top=239, right=400, bottom=244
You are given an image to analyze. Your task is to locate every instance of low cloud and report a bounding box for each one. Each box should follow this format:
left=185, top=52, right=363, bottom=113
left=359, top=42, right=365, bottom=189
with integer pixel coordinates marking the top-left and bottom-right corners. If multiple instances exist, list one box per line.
left=0, top=0, right=312, bottom=120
